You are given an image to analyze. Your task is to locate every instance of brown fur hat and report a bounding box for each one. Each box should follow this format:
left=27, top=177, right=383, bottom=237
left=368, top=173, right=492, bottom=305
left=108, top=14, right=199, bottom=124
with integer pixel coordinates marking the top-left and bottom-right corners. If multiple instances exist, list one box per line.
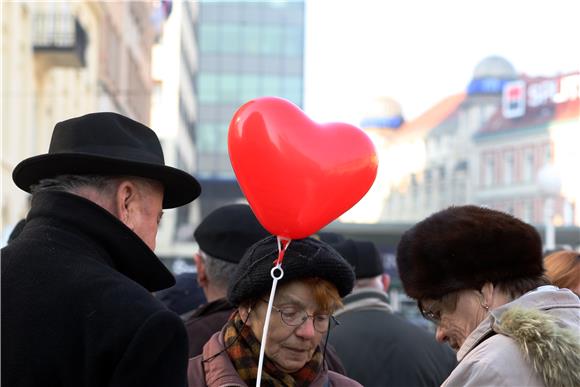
left=396, top=205, right=543, bottom=300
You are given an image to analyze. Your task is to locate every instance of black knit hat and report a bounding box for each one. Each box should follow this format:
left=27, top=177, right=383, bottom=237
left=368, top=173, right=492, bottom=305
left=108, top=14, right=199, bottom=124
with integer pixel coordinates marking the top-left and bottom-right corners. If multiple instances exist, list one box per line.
left=396, top=205, right=544, bottom=300
left=12, top=112, right=201, bottom=209
left=194, top=204, right=270, bottom=263
left=332, top=239, right=384, bottom=279
left=227, top=236, right=355, bottom=306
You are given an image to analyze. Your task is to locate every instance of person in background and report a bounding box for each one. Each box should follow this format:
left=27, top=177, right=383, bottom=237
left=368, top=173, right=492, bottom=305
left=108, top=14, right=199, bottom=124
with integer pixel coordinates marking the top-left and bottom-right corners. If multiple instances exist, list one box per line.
left=396, top=205, right=580, bottom=387
left=1, top=112, right=201, bottom=387
left=156, top=272, right=207, bottom=316
left=185, top=203, right=270, bottom=357
left=6, top=218, right=26, bottom=244
left=329, top=239, right=456, bottom=387
left=187, top=236, right=361, bottom=387
left=544, top=249, right=580, bottom=296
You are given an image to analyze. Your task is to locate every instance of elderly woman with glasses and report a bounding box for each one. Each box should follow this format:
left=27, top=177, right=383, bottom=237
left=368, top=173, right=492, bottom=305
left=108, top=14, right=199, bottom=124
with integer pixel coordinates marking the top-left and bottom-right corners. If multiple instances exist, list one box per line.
left=396, top=205, right=580, bottom=387
left=187, top=236, right=362, bottom=387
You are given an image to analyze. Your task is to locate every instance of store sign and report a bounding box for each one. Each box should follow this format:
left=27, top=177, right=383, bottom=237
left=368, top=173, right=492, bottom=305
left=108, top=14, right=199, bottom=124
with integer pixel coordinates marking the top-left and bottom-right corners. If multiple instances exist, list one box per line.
left=502, top=73, right=580, bottom=119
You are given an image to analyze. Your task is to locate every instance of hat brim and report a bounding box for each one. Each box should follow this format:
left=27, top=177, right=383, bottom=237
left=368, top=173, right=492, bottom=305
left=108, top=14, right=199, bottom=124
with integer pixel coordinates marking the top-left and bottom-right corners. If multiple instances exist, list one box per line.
left=13, top=153, right=201, bottom=209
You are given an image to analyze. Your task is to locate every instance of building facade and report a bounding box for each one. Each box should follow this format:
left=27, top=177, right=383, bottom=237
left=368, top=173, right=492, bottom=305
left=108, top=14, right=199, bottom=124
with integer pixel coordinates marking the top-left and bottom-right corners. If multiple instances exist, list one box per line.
left=1, top=1, right=157, bottom=244
left=150, top=0, right=201, bottom=258
left=354, top=56, right=580, bottom=249
left=193, top=0, right=305, bottom=224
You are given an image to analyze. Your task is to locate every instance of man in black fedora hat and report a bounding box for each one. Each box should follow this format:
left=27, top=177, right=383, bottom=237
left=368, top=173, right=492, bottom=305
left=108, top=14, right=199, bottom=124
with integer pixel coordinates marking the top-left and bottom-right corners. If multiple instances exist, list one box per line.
left=1, top=112, right=201, bottom=387
left=329, top=239, right=457, bottom=387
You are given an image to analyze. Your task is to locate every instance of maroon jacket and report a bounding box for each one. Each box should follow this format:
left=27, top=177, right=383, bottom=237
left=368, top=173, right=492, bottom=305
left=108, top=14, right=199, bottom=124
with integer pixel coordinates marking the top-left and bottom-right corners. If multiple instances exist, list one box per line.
left=184, top=298, right=234, bottom=357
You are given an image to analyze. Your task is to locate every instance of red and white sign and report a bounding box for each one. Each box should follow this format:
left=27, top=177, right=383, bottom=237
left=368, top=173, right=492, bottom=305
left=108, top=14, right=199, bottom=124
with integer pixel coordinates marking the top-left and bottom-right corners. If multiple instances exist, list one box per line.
left=502, top=73, right=580, bottom=119
left=502, top=80, right=526, bottom=119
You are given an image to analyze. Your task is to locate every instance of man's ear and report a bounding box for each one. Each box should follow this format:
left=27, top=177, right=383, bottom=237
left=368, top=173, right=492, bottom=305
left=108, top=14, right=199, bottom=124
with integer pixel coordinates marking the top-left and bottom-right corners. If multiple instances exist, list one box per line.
left=381, top=273, right=391, bottom=292
left=193, top=252, right=208, bottom=287
left=115, top=180, right=138, bottom=229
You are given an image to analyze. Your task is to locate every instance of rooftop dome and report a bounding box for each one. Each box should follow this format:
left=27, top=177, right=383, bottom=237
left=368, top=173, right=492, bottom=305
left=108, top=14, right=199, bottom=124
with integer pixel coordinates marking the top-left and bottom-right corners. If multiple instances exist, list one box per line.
left=360, top=96, right=404, bottom=129
left=473, top=56, right=517, bottom=80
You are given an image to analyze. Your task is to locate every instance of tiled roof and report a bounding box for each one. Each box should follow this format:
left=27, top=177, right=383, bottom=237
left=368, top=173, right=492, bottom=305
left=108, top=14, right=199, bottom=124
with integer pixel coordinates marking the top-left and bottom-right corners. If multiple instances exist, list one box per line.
left=397, top=93, right=466, bottom=139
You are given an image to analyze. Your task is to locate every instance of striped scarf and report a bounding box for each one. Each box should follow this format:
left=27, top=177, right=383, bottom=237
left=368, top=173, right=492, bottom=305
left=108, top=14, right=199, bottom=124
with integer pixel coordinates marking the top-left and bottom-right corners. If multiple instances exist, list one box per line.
left=224, top=313, right=323, bottom=387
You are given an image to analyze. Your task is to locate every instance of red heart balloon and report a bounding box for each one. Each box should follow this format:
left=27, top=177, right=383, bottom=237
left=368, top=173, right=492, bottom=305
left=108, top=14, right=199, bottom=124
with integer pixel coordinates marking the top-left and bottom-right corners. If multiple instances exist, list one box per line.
left=228, top=97, right=378, bottom=239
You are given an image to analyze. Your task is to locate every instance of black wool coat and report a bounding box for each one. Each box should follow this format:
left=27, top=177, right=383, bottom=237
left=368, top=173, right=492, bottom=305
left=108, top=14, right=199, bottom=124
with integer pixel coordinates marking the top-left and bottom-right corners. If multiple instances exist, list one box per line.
left=329, top=289, right=457, bottom=387
left=1, top=191, right=189, bottom=387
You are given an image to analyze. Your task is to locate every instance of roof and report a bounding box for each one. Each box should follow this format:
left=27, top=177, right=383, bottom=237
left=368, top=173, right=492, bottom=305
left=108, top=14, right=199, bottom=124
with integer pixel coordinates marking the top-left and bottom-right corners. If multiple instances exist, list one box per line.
left=396, top=93, right=466, bottom=140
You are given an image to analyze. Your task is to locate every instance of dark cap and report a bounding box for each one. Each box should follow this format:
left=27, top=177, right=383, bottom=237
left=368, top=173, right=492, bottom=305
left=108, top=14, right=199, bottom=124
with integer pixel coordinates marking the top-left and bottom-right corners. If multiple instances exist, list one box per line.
left=332, top=239, right=383, bottom=279
left=227, top=236, right=355, bottom=306
left=194, top=204, right=270, bottom=263
left=396, top=205, right=543, bottom=300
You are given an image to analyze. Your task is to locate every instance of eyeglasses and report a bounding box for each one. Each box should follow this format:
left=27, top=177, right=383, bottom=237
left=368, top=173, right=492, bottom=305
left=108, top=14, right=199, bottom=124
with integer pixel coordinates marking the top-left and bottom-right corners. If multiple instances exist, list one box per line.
left=261, top=299, right=338, bottom=333
left=419, top=299, right=442, bottom=323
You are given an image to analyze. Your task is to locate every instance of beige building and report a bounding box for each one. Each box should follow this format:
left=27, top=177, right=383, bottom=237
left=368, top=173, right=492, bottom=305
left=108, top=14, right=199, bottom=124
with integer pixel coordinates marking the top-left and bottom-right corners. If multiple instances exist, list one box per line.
left=352, top=57, right=579, bottom=248
left=2, top=1, right=156, bottom=244
left=150, top=1, right=201, bottom=260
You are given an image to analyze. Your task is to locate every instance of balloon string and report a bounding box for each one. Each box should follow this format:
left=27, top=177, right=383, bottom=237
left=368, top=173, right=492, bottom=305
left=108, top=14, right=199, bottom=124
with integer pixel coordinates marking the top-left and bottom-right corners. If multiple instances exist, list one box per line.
left=274, top=237, right=291, bottom=266
left=257, top=237, right=289, bottom=387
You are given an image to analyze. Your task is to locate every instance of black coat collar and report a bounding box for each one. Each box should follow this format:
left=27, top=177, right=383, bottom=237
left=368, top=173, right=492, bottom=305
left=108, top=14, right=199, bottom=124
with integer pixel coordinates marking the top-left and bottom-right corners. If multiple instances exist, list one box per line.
left=26, top=190, right=175, bottom=291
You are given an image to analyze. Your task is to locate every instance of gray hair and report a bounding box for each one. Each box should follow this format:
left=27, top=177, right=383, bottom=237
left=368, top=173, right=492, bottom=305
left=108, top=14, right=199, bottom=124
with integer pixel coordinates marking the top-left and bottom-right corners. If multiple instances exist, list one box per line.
left=30, top=174, right=159, bottom=198
left=199, top=250, right=238, bottom=290
left=30, top=174, right=120, bottom=196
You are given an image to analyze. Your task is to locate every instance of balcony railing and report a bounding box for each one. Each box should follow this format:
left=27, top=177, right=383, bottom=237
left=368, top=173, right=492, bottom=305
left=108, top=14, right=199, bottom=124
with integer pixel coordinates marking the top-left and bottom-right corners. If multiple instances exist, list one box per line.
left=33, top=12, right=88, bottom=68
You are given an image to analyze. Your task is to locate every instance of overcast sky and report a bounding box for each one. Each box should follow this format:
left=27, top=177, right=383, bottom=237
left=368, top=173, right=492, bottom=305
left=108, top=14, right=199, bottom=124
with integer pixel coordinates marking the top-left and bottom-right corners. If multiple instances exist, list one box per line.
left=304, top=0, right=580, bottom=124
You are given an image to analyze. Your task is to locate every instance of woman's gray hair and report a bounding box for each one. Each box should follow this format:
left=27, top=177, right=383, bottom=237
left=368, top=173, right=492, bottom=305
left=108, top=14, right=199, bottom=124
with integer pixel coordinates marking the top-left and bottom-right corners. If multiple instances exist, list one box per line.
left=198, top=251, right=238, bottom=290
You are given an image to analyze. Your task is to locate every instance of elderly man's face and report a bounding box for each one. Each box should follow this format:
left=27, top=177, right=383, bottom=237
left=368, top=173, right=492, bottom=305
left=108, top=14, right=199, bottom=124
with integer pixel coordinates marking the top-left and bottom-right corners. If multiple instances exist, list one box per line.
left=422, top=289, right=489, bottom=351
left=125, top=179, right=164, bottom=250
left=246, top=280, right=329, bottom=373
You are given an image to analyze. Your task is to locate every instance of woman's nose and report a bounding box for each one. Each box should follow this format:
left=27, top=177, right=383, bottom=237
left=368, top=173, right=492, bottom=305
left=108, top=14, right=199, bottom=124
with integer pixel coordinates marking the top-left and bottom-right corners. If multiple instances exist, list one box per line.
left=295, top=317, right=316, bottom=338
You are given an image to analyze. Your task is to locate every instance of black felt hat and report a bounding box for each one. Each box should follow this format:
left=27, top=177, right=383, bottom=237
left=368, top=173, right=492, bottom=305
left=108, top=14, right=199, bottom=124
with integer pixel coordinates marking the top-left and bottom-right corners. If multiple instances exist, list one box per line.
left=194, top=204, right=270, bottom=263
left=12, top=112, right=201, bottom=209
left=332, top=239, right=383, bottom=279
left=227, top=236, right=355, bottom=306
left=396, top=205, right=544, bottom=300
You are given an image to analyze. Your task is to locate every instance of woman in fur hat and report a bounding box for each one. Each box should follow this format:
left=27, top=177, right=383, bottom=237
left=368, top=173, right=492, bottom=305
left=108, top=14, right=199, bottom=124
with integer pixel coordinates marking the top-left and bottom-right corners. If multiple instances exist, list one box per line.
left=396, top=205, right=580, bottom=387
left=187, top=236, right=361, bottom=387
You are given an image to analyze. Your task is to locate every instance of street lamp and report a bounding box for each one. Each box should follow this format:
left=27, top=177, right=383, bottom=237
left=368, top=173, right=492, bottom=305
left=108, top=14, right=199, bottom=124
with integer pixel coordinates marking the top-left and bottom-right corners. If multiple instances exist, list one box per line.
left=537, top=164, right=562, bottom=251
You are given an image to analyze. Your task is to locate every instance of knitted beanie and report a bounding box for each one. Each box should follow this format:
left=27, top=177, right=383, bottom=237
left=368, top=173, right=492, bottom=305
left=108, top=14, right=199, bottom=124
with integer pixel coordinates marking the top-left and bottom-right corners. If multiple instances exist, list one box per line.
left=228, top=236, right=355, bottom=306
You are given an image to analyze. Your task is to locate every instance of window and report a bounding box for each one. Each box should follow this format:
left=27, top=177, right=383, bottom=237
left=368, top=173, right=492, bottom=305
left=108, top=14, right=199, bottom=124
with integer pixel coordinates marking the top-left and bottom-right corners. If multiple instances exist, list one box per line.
left=284, top=27, right=303, bottom=57
left=198, top=74, right=219, bottom=103
left=220, top=74, right=238, bottom=102
left=485, top=155, right=495, bottom=187
left=504, top=152, right=513, bottom=185
left=221, top=24, right=240, bottom=54
left=241, top=25, right=261, bottom=55
left=523, top=201, right=533, bottom=223
left=523, top=149, right=534, bottom=182
left=199, top=24, right=219, bottom=53
left=240, top=75, right=261, bottom=101
left=261, top=26, right=283, bottom=55
left=262, top=75, right=281, bottom=96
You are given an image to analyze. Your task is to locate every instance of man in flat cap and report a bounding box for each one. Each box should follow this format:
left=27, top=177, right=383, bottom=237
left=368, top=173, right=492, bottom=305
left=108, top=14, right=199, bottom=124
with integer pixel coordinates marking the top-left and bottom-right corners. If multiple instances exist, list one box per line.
left=329, top=239, right=457, bottom=387
left=1, top=112, right=201, bottom=387
left=185, top=203, right=270, bottom=357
